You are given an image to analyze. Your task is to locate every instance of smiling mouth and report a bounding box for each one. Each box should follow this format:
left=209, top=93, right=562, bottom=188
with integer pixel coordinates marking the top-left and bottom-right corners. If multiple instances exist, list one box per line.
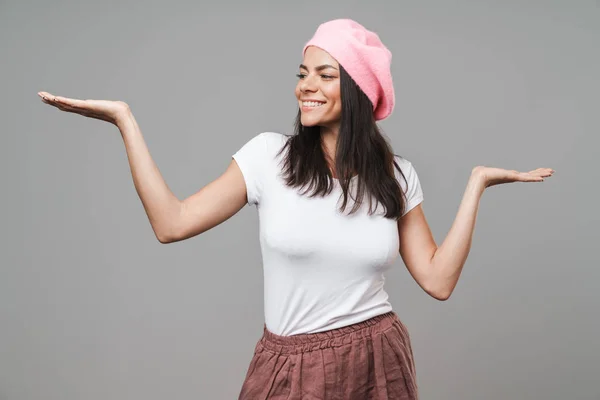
left=301, top=101, right=326, bottom=108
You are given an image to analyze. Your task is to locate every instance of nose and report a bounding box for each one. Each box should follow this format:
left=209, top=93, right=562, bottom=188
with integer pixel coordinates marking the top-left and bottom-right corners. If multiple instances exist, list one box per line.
left=300, top=74, right=318, bottom=93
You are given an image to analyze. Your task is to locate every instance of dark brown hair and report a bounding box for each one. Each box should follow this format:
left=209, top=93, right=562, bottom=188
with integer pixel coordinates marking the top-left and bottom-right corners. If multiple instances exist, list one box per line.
left=276, top=64, right=410, bottom=219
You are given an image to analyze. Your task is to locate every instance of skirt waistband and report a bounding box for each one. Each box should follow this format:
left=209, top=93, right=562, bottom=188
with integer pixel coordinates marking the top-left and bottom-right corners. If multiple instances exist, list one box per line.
left=259, top=311, right=400, bottom=355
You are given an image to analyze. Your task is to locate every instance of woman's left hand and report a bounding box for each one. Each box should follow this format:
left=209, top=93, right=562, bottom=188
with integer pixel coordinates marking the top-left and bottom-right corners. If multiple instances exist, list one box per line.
left=472, top=166, right=555, bottom=189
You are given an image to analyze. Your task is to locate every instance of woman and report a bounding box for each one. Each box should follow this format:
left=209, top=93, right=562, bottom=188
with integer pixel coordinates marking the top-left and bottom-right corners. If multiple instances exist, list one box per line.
left=38, top=18, right=553, bottom=400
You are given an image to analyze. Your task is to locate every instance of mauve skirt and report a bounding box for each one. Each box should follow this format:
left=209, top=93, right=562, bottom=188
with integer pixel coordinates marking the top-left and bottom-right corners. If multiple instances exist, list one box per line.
left=238, top=311, right=418, bottom=399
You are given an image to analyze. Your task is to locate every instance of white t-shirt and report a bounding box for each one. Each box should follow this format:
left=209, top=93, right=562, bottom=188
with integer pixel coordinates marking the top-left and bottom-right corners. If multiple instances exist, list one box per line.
left=232, top=131, right=424, bottom=336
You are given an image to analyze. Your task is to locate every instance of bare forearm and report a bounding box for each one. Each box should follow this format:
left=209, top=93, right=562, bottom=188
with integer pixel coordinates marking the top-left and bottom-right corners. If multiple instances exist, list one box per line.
left=431, top=171, right=486, bottom=298
left=116, top=110, right=181, bottom=242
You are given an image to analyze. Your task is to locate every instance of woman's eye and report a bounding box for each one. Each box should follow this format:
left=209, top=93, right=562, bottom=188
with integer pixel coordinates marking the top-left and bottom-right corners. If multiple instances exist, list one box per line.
left=296, top=73, right=334, bottom=80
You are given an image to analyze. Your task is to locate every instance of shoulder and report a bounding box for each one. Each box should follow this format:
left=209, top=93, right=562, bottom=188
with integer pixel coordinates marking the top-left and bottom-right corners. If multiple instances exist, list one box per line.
left=392, top=154, right=422, bottom=189
left=257, top=132, right=292, bottom=161
left=261, top=131, right=291, bottom=148
left=393, top=154, right=415, bottom=175
left=234, top=132, right=288, bottom=155
left=243, top=131, right=289, bottom=149
left=233, top=132, right=291, bottom=172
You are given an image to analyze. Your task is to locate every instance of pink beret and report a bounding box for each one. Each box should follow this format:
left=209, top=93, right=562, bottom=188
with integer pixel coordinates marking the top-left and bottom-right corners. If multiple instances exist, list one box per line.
left=303, top=19, right=395, bottom=121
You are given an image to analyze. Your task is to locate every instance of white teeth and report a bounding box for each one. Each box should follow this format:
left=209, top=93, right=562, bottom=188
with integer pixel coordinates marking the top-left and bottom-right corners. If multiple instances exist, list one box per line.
left=303, top=101, right=325, bottom=107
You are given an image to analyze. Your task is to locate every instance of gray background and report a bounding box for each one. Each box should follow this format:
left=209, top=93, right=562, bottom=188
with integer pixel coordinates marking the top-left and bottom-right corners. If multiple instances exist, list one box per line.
left=1, top=0, right=598, bottom=399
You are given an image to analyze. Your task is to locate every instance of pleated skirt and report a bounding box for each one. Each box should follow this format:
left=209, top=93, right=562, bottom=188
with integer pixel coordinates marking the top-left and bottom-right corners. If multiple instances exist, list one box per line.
left=238, top=311, right=418, bottom=399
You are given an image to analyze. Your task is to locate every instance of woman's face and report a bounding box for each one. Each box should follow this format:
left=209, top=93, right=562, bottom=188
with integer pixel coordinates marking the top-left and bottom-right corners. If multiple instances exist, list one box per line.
left=295, top=46, right=342, bottom=132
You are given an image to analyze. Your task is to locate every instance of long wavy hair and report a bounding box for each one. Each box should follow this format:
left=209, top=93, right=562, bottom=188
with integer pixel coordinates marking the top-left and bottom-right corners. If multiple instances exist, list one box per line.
left=276, top=64, right=410, bottom=220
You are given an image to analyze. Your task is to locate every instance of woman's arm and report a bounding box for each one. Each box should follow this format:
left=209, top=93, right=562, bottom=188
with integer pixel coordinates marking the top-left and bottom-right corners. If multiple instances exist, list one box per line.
left=427, top=174, right=484, bottom=299
left=117, top=110, right=248, bottom=244
left=38, top=92, right=248, bottom=244
left=396, top=178, right=482, bottom=301
left=117, top=111, right=181, bottom=242
left=398, top=166, right=553, bottom=300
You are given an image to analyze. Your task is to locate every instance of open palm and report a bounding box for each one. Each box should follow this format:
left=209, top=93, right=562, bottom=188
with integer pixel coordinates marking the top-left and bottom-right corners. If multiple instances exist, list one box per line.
left=38, top=91, right=129, bottom=126
left=474, top=166, right=555, bottom=188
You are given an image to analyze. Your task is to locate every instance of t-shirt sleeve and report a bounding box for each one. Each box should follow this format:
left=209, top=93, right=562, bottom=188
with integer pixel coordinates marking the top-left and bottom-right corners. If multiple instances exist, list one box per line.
left=398, top=159, right=424, bottom=217
left=232, top=132, right=268, bottom=206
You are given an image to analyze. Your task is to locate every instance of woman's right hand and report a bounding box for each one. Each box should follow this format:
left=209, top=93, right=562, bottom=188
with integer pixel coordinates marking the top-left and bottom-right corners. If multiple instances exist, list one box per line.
left=38, top=91, right=130, bottom=126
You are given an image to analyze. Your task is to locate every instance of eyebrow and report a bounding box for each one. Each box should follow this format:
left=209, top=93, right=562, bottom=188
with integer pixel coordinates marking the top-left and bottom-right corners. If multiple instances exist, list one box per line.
left=299, top=63, right=338, bottom=71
